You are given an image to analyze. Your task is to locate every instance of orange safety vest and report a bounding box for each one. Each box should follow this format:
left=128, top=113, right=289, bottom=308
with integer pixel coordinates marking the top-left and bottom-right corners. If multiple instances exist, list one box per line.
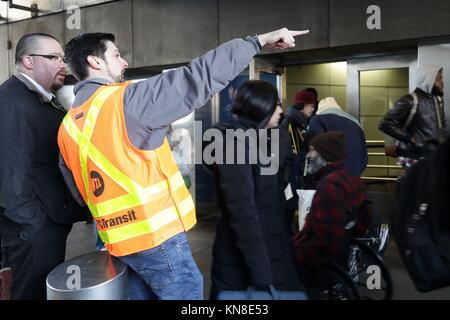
left=57, top=82, right=196, bottom=256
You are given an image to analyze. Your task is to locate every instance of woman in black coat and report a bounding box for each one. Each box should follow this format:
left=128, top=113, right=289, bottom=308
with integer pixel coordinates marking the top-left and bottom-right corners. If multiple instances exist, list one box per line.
left=206, top=80, right=302, bottom=299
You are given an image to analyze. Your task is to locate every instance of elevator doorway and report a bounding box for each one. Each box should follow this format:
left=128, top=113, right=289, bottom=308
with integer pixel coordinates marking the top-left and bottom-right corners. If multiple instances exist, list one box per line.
left=347, top=54, right=417, bottom=191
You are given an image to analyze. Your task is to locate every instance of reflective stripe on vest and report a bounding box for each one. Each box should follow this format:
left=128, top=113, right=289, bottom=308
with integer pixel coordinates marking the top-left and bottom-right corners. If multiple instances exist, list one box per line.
left=61, top=86, right=195, bottom=245
left=79, top=86, right=121, bottom=214
left=98, top=196, right=195, bottom=244
left=63, top=112, right=188, bottom=218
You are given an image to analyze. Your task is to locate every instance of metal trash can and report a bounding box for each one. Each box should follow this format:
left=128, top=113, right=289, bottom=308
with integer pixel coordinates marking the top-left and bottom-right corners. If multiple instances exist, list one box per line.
left=46, top=251, right=128, bottom=300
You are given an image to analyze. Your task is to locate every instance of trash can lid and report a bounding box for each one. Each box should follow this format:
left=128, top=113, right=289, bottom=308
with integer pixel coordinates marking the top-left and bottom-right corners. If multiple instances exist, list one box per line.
left=46, top=251, right=127, bottom=292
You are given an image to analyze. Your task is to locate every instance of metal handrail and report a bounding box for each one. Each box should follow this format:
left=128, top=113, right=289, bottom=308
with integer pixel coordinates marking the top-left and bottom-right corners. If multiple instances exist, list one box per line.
left=366, top=164, right=402, bottom=169
left=366, top=140, right=384, bottom=143
left=361, top=176, right=397, bottom=182
left=364, top=139, right=402, bottom=182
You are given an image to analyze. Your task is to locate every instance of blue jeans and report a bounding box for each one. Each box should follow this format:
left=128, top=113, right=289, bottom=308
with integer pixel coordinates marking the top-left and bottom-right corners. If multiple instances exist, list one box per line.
left=118, top=232, right=203, bottom=300
left=93, top=221, right=105, bottom=251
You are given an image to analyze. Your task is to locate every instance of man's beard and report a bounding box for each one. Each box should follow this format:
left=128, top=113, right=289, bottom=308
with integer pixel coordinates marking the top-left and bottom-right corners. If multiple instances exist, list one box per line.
left=115, top=71, right=125, bottom=83
left=106, top=64, right=125, bottom=83
left=51, top=78, right=64, bottom=92
left=51, top=83, right=63, bottom=92
left=306, top=154, right=328, bottom=175
left=432, top=85, right=443, bottom=97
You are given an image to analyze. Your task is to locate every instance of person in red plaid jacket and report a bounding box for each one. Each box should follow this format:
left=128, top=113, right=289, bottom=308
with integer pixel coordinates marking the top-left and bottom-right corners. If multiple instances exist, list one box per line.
left=293, top=131, right=372, bottom=272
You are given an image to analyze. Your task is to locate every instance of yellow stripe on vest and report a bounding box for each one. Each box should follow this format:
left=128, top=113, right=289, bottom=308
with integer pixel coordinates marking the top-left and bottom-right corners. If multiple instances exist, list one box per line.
left=79, top=86, right=122, bottom=211
left=98, top=196, right=195, bottom=244
left=93, top=171, right=186, bottom=217
left=63, top=113, right=187, bottom=217
left=62, top=86, right=191, bottom=220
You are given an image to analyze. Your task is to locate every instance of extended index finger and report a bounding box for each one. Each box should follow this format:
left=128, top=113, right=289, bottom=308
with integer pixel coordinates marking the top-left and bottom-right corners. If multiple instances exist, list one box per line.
left=290, top=30, right=310, bottom=37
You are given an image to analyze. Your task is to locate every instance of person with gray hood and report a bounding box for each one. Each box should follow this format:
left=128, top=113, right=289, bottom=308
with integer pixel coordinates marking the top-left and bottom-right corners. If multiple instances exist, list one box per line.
left=379, top=64, right=446, bottom=164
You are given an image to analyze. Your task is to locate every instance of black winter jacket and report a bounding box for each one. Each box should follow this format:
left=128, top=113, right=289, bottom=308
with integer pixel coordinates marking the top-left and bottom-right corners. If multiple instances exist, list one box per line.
left=379, top=89, right=447, bottom=156
left=205, top=118, right=302, bottom=297
left=308, top=112, right=368, bottom=177
left=0, top=75, right=87, bottom=240
left=280, top=106, right=309, bottom=209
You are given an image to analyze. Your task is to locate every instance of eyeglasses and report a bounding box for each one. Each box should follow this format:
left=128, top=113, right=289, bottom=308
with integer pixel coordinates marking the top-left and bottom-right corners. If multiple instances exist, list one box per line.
left=28, top=54, right=66, bottom=64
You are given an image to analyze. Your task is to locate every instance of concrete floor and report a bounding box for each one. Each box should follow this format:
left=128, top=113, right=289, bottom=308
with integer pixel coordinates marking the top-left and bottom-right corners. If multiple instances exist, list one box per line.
left=65, top=212, right=450, bottom=300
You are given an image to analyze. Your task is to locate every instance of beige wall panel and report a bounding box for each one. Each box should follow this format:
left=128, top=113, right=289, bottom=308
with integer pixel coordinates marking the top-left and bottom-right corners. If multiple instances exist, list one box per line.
left=360, top=87, right=388, bottom=116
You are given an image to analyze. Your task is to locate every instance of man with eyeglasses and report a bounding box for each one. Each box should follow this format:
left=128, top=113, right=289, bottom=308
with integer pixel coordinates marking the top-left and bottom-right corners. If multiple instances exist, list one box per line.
left=0, top=33, right=88, bottom=299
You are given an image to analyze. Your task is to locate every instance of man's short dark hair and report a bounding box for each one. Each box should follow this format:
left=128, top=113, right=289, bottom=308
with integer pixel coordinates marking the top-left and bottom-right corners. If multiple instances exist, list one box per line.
left=15, top=33, right=59, bottom=65
left=65, top=33, right=115, bottom=80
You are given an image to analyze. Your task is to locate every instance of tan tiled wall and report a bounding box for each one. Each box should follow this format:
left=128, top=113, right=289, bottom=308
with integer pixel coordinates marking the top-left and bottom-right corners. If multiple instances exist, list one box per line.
left=360, top=68, right=409, bottom=177
left=286, top=64, right=409, bottom=178
left=286, top=62, right=347, bottom=110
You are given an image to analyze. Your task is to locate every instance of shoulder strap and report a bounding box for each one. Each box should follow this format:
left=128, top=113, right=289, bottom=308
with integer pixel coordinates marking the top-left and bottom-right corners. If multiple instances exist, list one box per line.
left=403, top=92, right=418, bottom=130
left=288, top=123, right=298, bottom=154
left=434, top=96, right=444, bottom=130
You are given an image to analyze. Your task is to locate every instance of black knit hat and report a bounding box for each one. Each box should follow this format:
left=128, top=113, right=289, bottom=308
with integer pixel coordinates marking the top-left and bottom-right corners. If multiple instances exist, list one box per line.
left=310, top=131, right=346, bottom=162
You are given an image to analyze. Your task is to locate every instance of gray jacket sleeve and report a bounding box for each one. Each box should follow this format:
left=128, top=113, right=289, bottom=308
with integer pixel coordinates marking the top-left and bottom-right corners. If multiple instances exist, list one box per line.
left=123, top=37, right=260, bottom=131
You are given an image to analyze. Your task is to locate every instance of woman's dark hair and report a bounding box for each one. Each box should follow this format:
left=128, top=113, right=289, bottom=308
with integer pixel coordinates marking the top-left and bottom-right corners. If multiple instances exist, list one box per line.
left=231, top=80, right=279, bottom=125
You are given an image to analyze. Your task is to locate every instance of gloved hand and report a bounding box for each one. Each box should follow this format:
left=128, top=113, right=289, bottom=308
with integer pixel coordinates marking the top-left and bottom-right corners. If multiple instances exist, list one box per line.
left=398, top=141, right=426, bottom=159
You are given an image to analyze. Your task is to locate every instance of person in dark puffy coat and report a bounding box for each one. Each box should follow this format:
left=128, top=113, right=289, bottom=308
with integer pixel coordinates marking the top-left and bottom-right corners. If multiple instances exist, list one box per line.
left=205, top=80, right=302, bottom=299
left=308, top=97, right=368, bottom=177
left=280, top=90, right=317, bottom=232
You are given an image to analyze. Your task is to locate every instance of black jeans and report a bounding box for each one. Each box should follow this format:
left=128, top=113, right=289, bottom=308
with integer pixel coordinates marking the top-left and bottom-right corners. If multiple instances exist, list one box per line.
left=0, top=216, right=71, bottom=300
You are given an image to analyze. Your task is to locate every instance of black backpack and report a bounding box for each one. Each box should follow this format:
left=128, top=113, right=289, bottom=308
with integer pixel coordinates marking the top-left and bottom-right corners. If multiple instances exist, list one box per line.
left=393, top=138, right=450, bottom=292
